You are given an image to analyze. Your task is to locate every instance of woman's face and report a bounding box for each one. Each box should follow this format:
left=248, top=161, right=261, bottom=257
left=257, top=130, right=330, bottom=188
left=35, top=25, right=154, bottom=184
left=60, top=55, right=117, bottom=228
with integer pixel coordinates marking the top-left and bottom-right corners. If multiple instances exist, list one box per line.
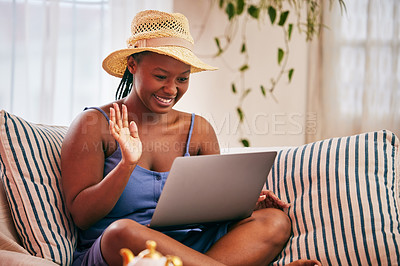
left=128, top=52, right=191, bottom=114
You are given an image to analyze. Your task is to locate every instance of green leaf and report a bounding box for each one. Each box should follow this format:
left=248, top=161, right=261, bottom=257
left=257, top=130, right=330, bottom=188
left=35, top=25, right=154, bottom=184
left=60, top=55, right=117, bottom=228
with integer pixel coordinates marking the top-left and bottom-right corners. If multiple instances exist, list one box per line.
left=215, top=37, right=223, bottom=55
left=278, top=48, right=284, bottom=65
left=278, top=10, right=289, bottom=26
left=219, top=0, right=225, bottom=8
left=241, top=43, right=246, bottom=53
left=236, top=0, right=245, bottom=15
left=260, top=85, right=266, bottom=96
left=237, top=107, right=244, bottom=122
left=247, top=5, right=259, bottom=19
left=231, top=83, right=237, bottom=93
left=226, top=2, right=235, bottom=20
left=239, top=64, right=249, bottom=72
left=242, top=88, right=251, bottom=98
left=288, top=68, right=294, bottom=82
left=288, top=23, right=293, bottom=40
left=241, top=138, right=250, bottom=147
left=268, top=6, right=276, bottom=24
left=215, top=37, right=221, bottom=49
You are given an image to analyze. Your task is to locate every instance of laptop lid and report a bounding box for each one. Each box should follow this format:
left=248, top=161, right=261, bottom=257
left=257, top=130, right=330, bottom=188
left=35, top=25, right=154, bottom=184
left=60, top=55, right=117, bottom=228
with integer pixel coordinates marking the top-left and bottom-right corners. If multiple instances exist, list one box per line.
left=149, top=151, right=277, bottom=229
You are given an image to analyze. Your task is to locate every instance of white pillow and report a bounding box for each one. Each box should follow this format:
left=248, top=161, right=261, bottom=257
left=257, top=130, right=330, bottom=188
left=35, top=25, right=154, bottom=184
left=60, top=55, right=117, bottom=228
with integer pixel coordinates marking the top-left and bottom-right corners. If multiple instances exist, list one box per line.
left=0, top=110, right=77, bottom=265
left=267, top=130, right=400, bottom=265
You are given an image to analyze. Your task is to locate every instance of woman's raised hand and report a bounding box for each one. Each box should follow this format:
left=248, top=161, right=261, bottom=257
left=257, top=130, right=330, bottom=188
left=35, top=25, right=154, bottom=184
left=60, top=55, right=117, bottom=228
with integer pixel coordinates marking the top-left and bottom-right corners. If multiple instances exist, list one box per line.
left=109, top=103, right=142, bottom=166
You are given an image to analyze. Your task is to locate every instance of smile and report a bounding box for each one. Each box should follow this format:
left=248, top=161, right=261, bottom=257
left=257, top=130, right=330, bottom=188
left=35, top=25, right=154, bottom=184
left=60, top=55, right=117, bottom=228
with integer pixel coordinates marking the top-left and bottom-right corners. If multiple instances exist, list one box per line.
left=153, top=94, right=175, bottom=105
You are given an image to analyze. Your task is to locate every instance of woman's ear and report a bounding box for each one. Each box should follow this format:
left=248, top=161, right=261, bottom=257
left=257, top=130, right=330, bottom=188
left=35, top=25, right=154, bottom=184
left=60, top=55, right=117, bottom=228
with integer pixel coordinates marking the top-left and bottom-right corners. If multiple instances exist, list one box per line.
left=127, top=55, right=136, bottom=74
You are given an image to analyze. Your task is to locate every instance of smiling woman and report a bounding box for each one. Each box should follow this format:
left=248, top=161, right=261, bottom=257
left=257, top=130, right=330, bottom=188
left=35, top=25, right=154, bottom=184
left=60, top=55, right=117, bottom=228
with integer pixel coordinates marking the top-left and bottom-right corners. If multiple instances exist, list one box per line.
left=60, top=9, right=320, bottom=266
left=126, top=52, right=191, bottom=113
left=114, top=52, right=191, bottom=112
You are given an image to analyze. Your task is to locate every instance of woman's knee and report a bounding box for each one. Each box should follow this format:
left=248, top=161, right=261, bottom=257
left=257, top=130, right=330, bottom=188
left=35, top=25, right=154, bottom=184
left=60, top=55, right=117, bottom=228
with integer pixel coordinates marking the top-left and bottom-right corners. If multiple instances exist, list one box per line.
left=254, top=208, right=292, bottom=243
left=102, top=219, right=144, bottom=249
left=101, top=219, right=152, bottom=265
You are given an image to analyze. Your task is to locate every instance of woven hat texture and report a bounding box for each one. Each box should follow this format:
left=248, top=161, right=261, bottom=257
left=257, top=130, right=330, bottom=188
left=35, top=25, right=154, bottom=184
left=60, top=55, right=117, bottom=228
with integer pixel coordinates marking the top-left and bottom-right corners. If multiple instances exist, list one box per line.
left=102, top=10, right=217, bottom=78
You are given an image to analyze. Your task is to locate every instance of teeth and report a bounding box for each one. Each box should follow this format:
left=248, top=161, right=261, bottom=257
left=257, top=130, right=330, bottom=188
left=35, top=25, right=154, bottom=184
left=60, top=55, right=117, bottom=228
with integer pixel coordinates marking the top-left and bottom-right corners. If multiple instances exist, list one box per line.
left=154, top=95, right=173, bottom=104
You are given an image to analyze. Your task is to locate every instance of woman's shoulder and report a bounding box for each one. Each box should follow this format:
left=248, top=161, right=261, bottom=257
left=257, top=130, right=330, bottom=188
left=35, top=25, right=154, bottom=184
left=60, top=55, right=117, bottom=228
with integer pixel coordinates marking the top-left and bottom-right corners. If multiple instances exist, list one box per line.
left=172, top=109, right=206, bottom=122
left=172, top=110, right=219, bottom=155
left=172, top=110, right=213, bottom=131
left=71, top=100, right=123, bottom=126
left=71, top=106, right=108, bottom=129
left=192, top=113, right=215, bottom=135
left=65, top=102, right=118, bottom=141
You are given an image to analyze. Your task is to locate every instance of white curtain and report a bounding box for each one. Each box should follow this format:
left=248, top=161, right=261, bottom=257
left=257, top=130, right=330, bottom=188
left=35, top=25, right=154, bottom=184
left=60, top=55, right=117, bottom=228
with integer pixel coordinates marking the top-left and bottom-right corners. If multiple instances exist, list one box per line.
left=306, top=0, right=400, bottom=142
left=0, top=0, right=172, bottom=125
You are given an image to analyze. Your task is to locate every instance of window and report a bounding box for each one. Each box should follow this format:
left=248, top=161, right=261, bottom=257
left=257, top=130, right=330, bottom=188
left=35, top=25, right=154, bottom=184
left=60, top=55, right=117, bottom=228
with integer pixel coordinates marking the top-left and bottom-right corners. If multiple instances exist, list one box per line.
left=309, top=0, right=400, bottom=140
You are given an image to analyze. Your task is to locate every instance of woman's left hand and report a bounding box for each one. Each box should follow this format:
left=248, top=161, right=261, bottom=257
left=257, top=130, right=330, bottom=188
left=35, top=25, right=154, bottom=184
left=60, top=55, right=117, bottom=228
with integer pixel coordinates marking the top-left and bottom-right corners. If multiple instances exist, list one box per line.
left=254, top=190, right=290, bottom=211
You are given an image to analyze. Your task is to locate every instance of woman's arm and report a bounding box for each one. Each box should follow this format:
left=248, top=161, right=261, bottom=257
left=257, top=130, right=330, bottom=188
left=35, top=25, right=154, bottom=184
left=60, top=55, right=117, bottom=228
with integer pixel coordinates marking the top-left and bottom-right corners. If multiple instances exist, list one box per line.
left=61, top=104, right=141, bottom=230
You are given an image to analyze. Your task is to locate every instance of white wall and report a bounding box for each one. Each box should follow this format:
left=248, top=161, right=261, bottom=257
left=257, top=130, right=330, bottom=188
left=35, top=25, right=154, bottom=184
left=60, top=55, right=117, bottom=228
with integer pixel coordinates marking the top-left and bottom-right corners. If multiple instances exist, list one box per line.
left=173, top=0, right=309, bottom=149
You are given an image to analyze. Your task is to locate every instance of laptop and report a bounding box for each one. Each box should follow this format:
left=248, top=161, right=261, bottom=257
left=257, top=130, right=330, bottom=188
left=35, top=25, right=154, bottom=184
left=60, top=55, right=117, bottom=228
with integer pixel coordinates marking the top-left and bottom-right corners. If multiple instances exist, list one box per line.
left=149, top=151, right=277, bottom=229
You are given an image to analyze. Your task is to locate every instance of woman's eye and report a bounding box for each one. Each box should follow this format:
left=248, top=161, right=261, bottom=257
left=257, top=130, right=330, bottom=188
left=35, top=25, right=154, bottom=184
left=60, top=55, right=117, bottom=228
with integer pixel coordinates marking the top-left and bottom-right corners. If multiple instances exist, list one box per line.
left=155, top=75, right=167, bottom=80
left=178, top=77, right=188, bottom=83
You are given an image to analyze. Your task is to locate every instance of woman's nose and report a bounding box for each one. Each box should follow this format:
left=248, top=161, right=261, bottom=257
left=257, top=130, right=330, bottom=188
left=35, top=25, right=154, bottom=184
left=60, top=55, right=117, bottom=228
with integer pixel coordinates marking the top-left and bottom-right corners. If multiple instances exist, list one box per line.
left=163, top=80, right=178, bottom=95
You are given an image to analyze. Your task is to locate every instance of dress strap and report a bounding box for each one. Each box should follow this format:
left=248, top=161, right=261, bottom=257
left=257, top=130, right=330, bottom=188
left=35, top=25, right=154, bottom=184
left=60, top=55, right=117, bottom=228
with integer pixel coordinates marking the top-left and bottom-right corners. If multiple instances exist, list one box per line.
left=184, top=113, right=195, bottom=157
left=84, top=107, right=110, bottom=122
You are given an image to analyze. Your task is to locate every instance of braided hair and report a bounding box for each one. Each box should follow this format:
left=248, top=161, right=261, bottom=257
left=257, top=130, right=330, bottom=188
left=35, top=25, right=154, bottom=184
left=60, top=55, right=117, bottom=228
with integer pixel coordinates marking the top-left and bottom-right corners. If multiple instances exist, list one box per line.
left=115, top=68, right=133, bottom=100
left=115, top=51, right=150, bottom=100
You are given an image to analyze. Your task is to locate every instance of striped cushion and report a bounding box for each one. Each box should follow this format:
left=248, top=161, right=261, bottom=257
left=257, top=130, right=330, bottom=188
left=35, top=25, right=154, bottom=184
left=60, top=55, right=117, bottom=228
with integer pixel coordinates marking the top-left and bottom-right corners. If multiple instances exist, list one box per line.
left=0, top=110, right=77, bottom=265
left=267, top=130, right=400, bottom=265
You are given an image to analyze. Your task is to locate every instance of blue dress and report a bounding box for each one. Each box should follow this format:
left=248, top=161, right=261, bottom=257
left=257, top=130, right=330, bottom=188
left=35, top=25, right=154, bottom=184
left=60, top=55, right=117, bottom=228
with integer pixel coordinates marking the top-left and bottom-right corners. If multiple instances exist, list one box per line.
left=73, top=107, right=230, bottom=262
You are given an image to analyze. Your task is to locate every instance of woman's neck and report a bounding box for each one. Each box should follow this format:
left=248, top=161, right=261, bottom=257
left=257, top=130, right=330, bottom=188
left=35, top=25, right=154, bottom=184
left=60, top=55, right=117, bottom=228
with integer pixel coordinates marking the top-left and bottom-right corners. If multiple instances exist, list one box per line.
left=121, top=94, right=177, bottom=127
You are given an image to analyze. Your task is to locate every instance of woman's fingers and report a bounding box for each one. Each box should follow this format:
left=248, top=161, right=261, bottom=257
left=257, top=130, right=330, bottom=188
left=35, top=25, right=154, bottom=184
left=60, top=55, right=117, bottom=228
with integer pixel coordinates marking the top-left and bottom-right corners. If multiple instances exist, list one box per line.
left=110, top=104, right=130, bottom=133
left=107, top=103, right=142, bottom=165
left=122, top=104, right=129, bottom=129
left=110, top=106, right=116, bottom=128
left=109, top=108, right=120, bottom=140
left=129, top=121, right=139, bottom=139
left=257, top=195, right=266, bottom=203
left=113, top=103, right=123, bottom=129
left=256, top=190, right=291, bottom=210
left=109, top=120, right=116, bottom=137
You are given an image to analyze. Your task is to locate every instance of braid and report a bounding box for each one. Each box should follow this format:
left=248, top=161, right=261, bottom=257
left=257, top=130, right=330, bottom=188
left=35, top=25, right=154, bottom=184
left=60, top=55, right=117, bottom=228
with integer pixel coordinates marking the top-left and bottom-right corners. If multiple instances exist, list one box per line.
left=115, top=51, right=150, bottom=100
left=115, top=67, right=133, bottom=100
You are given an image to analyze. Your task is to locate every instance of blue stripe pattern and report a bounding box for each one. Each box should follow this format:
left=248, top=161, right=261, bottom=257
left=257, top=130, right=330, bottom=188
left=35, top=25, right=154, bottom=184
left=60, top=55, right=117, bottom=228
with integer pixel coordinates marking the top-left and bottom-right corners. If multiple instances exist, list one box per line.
left=0, top=110, right=77, bottom=265
left=267, top=130, right=400, bottom=265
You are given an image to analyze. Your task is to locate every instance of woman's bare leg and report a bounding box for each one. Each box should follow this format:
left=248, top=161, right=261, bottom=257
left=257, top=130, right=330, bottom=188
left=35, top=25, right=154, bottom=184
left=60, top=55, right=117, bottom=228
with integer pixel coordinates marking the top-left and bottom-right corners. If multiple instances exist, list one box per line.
left=101, top=219, right=225, bottom=266
left=205, top=208, right=291, bottom=265
left=101, top=209, right=318, bottom=266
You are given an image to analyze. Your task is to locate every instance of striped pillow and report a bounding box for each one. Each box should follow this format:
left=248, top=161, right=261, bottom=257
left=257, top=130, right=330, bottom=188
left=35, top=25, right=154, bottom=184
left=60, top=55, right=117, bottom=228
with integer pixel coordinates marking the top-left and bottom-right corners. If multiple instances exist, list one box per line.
left=267, top=130, right=400, bottom=265
left=0, top=110, right=77, bottom=265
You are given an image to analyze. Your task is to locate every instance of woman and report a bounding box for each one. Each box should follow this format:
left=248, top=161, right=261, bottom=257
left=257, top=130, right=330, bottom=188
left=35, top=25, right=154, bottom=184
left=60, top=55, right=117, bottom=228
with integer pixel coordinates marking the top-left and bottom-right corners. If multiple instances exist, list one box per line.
left=61, top=10, right=320, bottom=266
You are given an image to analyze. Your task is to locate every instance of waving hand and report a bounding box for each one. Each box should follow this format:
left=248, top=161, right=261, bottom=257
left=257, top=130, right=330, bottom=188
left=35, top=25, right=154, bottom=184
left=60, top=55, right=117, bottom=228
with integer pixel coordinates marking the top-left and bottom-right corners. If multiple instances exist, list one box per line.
left=109, top=103, right=142, bottom=165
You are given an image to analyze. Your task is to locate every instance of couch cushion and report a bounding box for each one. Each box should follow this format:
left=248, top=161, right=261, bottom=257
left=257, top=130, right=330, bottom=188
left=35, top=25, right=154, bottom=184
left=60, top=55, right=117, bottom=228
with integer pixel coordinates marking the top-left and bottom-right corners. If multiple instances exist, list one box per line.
left=0, top=110, right=77, bottom=265
left=267, top=130, right=400, bottom=265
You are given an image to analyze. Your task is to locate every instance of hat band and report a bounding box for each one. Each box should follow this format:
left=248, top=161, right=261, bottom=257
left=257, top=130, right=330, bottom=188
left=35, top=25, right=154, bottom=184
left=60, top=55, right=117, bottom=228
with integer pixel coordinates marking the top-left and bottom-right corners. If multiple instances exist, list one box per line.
left=129, top=37, right=194, bottom=51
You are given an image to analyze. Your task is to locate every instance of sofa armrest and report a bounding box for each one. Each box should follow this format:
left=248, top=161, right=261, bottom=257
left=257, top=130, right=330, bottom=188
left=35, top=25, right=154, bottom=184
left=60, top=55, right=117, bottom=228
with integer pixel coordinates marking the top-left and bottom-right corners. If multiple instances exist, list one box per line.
left=0, top=250, right=58, bottom=266
left=0, top=179, right=21, bottom=246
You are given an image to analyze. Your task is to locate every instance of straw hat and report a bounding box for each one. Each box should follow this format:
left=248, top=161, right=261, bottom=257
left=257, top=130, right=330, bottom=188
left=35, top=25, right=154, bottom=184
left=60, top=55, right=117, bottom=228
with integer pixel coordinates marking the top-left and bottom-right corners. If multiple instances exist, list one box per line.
left=102, top=10, right=217, bottom=78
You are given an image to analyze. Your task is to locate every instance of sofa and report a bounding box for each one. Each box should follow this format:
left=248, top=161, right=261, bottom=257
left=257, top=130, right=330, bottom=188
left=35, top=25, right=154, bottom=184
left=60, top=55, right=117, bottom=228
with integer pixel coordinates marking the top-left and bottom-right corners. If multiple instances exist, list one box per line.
left=0, top=109, right=399, bottom=265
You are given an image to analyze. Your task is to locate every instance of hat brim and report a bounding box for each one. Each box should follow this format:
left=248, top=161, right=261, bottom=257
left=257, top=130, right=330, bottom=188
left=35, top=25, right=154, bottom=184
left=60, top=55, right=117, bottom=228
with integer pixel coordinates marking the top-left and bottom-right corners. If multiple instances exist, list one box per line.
left=102, top=47, right=218, bottom=78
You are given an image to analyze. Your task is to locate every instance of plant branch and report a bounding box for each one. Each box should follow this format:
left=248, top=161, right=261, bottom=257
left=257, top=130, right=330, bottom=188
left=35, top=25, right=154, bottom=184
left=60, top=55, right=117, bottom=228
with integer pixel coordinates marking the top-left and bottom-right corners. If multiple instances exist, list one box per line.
left=213, top=0, right=346, bottom=147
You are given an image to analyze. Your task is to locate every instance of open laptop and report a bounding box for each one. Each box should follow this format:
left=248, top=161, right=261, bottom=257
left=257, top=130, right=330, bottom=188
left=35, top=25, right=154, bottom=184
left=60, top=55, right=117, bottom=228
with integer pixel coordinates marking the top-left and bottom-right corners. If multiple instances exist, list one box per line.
left=149, top=151, right=277, bottom=229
